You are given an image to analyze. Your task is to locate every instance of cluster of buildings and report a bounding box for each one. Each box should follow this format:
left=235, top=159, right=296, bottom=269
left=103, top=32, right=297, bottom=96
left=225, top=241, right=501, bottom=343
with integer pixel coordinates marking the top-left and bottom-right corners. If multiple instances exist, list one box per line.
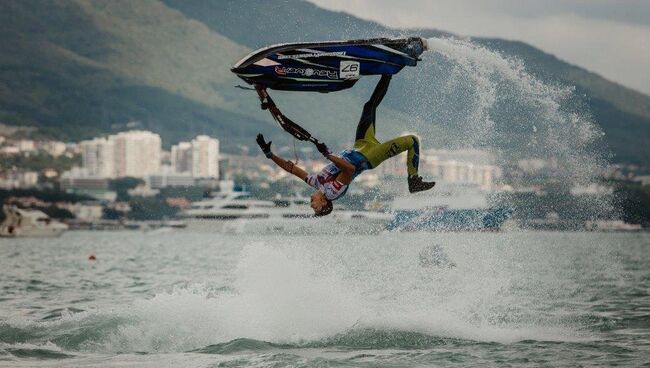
left=0, top=170, right=39, bottom=189
left=58, top=131, right=221, bottom=199
left=3, top=128, right=649, bottom=201
left=0, top=128, right=511, bottom=195
left=371, top=149, right=500, bottom=191
left=77, top=131, right=219, bottom=180
left=0, top=129, right=225, bottom=198
left=0, top=136, right=70, bottom=157
left=0, top=135, right=77, bottom=189
left=605, top=164, right=650, bottom=185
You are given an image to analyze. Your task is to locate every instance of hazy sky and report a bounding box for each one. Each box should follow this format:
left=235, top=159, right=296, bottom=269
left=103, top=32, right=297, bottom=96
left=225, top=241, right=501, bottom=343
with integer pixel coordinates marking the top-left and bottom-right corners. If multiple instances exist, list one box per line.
left=308, top=0, right=650, bottom=95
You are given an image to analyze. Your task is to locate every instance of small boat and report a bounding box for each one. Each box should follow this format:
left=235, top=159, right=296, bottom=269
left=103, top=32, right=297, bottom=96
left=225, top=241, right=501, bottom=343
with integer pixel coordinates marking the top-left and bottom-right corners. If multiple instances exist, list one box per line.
left=0, top=205, right=68, bottom=238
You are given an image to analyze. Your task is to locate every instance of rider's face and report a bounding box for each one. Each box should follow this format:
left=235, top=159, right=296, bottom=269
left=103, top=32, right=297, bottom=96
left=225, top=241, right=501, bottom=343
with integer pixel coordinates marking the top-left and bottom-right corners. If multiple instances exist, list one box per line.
left=310, top=191, right=327, bottom=211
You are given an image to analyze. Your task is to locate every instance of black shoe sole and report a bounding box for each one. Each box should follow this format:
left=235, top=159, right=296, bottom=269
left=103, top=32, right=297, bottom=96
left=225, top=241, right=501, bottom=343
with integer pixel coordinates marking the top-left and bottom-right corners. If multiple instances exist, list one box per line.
left=408, top=182, right=436, bottom=193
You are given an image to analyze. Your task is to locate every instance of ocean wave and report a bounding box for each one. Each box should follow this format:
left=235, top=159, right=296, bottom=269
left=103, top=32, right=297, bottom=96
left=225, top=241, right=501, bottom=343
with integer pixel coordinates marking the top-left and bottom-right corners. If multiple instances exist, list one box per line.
left=0, top=240, right=598, bottom=355
left=0, top=342, right=75, bottom=360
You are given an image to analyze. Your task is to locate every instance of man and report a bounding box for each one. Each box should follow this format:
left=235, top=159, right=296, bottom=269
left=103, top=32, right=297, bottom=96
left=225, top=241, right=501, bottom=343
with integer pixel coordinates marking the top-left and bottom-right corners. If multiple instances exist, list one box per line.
left=256, top=75, right=435, bottom=216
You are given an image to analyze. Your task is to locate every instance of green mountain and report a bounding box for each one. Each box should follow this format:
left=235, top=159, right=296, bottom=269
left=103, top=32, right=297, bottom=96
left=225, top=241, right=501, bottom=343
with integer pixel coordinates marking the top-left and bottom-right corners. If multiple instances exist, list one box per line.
left=0, top=0, right=277, bottom=151
left=1, top=0, right=649, bottom=162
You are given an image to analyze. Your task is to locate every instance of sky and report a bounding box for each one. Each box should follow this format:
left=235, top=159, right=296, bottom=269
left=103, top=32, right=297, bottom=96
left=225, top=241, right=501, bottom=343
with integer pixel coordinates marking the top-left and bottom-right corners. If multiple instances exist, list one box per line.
left=308, top=0, right=650, bottom=95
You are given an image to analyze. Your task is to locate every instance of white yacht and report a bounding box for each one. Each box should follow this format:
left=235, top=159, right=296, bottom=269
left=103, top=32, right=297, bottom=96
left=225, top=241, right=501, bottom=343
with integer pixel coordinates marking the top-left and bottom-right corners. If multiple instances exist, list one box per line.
left=180, top=191, right=391, bottom=234
left=181, top=192, right=283, bottom=220
left=225, top=210, right=391, bottom=235
left=0, top=205, right=68, bottom=238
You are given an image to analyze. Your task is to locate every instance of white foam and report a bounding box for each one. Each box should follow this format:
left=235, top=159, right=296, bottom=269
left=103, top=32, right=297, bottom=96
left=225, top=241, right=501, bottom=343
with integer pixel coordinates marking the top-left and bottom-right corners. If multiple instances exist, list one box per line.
left=3, top=234, right=600, bottom=354
left=80, top=242, right=364, bottom=352
left=420, top=37, right=608, bottom=189
left=97, top=237, right=591, bottom=351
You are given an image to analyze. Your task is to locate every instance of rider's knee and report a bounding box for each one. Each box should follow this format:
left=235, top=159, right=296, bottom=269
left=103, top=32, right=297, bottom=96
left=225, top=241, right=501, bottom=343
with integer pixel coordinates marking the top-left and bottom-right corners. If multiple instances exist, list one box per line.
left=406, top=134, right=419, bottom=145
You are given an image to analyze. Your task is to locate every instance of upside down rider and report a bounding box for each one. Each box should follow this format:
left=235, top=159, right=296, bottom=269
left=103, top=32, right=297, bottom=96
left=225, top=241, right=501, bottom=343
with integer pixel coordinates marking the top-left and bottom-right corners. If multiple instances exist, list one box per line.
left=255, top=75, right=435, bottom=217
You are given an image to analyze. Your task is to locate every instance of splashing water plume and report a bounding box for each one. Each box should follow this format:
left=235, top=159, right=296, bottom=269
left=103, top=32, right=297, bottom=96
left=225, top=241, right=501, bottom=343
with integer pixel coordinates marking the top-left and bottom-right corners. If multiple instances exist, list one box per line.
left=401, top=37, right=614, bottom=219
left=425, top=37, right=605, bottom=174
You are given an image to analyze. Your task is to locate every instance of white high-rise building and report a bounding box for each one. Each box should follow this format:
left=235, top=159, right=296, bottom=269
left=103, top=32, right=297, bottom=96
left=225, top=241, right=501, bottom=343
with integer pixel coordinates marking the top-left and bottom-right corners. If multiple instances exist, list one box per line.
left=170, top=135, right=219, bottom=178
left=80, top=131, right=161, bottom=179
left=171, top=142, right=193, bottom=174
left=79, top=138, right=115, bottom=178
left=191, top=135, right=219, bottom=178
left=110, top=131, right=161, bottom=178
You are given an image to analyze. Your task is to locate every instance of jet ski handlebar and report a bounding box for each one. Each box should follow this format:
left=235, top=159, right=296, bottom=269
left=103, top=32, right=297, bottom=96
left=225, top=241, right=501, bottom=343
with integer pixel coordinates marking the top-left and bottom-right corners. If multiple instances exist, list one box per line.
left=255, top=85, right=322, bottom=145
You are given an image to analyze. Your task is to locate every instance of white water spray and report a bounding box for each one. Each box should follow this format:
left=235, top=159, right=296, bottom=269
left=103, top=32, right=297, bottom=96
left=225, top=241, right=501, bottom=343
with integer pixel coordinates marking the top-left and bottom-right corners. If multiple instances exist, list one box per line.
left=405, top=37, right=614, bottom=218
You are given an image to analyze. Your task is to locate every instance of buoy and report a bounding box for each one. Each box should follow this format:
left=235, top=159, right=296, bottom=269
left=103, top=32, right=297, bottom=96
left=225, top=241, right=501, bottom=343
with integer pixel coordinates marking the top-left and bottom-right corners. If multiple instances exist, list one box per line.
left=88, top=255, right=96, bottom=261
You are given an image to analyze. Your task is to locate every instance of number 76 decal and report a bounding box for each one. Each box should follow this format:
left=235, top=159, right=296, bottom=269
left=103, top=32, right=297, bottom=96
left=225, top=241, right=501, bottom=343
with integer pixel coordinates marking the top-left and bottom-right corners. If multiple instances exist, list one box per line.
left=340, top=61, right=360, bottom=79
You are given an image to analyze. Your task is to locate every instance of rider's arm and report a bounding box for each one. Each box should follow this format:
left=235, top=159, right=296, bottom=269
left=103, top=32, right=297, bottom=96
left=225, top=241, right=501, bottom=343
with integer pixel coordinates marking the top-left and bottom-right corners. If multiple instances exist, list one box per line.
left=326, top=154, right=354, bottom=185
left=270, top=153, right=308, bottom=180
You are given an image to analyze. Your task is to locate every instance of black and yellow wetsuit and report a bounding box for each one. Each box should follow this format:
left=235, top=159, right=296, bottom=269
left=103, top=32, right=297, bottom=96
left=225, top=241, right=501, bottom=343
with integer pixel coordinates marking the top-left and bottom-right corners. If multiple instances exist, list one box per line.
left=353, top=75, right=420, bottom=176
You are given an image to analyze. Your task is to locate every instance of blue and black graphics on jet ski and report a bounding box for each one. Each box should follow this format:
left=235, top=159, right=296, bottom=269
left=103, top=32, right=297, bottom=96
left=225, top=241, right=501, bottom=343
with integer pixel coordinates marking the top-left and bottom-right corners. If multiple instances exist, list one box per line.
left=231, top=37, right=427, bottom=92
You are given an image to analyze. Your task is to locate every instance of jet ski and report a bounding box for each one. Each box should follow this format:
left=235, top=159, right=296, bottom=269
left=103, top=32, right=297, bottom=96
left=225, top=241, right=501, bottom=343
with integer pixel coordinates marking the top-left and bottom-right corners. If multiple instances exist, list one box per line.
left=231, top=37, right=427, bottom=92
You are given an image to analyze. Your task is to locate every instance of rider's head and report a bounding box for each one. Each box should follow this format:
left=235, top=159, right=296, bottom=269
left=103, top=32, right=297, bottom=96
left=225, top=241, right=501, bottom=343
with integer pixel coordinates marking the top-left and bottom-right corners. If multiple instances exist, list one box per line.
left=310, top=191, right=333, bottom=217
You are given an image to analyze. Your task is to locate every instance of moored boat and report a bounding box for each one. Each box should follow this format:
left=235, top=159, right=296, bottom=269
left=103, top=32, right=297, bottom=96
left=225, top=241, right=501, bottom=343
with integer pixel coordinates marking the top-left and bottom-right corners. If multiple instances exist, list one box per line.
left=0, top=205, right=68, bottom=238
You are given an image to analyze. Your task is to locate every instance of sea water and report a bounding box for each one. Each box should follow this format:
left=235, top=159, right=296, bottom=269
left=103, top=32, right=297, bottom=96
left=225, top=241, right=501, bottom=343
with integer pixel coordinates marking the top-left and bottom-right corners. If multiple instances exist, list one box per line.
left=0, top=230, right=648, bottom=367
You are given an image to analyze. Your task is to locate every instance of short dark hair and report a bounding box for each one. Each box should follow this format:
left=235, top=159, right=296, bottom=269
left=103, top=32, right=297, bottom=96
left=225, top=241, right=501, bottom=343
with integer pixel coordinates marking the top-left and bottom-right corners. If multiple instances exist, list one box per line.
left=315, top=199, right=333, bottom=217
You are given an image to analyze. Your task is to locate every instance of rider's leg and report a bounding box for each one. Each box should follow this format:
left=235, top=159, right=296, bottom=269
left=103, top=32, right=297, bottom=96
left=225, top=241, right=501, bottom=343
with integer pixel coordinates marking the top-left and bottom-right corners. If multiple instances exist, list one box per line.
left=361, top=134, right=420, bottom=176
left=362, top=134, right=435, bottom=193
left=354, top=75, right=392, bottom=149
